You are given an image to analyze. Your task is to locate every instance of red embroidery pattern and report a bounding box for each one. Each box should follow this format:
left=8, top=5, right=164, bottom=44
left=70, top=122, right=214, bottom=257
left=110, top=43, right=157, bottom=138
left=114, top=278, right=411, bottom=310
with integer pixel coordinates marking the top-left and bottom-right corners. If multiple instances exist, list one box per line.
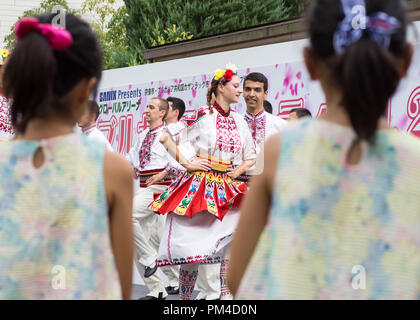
left=157, top=234, right=232, bottom=267
left=179, top=267, right=199, bottom=300
left=220, top=259, right=232, bottom=297
left=158, top=255, right=222, bottom=267
left=181, top=107, right=208, bottom=127
left=138, top=124, right=163, bottom=169
left=244, top=110, right=266, bottom=147
left=213, top=102, right=230, bottom=117
left=215, top=113, right=241, bottom=154
left=165, top=164, right=185, bottom=180
left=0, top=96, right=14, bottom=135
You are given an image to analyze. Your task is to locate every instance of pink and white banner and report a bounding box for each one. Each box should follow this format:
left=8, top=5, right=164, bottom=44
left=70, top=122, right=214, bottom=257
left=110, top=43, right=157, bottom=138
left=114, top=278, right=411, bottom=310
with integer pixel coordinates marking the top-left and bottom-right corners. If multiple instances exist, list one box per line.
left=95, top=45, right=420, bottom=155
left=2, top=45, right=419, bottom=148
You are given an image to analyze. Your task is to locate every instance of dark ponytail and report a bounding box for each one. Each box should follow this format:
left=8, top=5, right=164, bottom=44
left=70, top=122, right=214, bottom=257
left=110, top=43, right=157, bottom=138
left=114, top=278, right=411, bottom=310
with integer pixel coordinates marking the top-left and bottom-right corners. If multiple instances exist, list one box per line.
left=207, top=77, right=219, bottom=113
left=3, top=32, right=56, bottom=133
left=3, top=13, right=102, bottom=134
left=307, top=0, right=408, bottom=144
left=334, top=37, right=400, bottom=144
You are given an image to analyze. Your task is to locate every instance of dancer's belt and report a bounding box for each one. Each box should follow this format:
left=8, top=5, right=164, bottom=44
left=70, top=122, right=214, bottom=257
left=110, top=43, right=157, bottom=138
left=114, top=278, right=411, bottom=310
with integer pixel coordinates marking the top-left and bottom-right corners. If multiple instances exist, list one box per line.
left=138, top=168, right=171, bottom=188
left=196, top=153, right=232, bottom=172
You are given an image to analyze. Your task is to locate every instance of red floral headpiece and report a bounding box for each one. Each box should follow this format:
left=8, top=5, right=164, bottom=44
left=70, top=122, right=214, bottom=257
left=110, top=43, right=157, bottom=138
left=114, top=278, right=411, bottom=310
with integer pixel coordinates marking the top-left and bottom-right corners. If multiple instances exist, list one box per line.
left=214, top=64, right=238, bottom=84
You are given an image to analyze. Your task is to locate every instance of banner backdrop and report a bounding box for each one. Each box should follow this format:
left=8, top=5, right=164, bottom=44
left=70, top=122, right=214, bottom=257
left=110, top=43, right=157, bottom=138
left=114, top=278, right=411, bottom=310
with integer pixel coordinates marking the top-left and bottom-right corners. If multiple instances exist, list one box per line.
left=2, top=46, right=419, bottom=148
left=95, top=44, right=420, bottom=156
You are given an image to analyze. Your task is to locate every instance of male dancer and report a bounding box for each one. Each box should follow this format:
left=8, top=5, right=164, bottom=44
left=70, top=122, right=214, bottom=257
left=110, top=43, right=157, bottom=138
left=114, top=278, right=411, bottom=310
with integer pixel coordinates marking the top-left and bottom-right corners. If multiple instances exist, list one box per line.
left=288, top=107, right=313, bottom=120
left=146, top=96, right=188, bottom=296
left=78, top=100, right=113, bottom=151
left=235, top=72, right=287, bottom=182
left=243, top=72, right=287, bottom=149
left=126, top=97, right=178, bottom=300
left=263, top=100, right=273, bottom=114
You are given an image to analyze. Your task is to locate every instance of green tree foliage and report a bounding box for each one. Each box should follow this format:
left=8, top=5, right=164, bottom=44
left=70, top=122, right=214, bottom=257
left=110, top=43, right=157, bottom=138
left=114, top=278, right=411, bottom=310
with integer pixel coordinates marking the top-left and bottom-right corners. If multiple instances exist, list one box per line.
left=81, top=0, right=118, bottom=32
left=283, top=0, right=311, bottom=17
left=3, top=0, right=309, bottom=69
left=3, top=0, right=78, bottom=49
left=81, top=0, right=137, bottom=69
left=3, top=0, right=133, bottom=70
left=124, top=0, right=309, bottom=63
left=151, top=24, right=193, bottom=47
left=101, top=6, right=139, bottom=69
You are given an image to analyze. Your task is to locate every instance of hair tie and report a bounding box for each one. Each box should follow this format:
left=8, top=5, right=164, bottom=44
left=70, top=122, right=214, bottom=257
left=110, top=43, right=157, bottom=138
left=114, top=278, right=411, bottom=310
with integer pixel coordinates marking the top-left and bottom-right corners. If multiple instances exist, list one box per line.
left=15, top=17, right=73, bottom=50
left=333, top=0, right=400, bottom=54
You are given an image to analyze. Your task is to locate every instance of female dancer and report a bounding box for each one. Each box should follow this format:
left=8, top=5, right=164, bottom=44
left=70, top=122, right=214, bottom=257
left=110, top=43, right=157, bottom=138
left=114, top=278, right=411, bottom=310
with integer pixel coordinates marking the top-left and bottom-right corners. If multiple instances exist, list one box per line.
left=150, top=65, right=256, bottom=299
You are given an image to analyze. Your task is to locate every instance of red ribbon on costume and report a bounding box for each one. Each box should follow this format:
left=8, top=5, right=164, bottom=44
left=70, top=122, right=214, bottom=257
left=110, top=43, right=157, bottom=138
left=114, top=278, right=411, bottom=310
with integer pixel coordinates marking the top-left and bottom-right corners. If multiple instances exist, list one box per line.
left=15, top=17, right=73, bottom=50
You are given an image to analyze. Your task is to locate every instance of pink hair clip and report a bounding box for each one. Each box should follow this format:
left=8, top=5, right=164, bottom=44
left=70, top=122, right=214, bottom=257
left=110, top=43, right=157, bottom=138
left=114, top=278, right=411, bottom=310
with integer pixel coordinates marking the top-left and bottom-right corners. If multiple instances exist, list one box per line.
left=15, top=17, right=73, bottom=50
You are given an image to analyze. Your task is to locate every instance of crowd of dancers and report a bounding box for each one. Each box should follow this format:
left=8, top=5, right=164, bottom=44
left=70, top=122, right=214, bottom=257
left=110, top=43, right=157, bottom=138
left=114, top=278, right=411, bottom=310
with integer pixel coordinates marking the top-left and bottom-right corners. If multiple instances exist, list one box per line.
left=0, top=0, right=419, bottom=300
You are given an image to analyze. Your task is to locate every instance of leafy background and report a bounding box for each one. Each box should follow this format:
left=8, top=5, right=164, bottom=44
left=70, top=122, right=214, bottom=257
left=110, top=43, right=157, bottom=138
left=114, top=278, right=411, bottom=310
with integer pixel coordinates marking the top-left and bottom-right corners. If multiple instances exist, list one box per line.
left=3, top=0, right=310, bottom=70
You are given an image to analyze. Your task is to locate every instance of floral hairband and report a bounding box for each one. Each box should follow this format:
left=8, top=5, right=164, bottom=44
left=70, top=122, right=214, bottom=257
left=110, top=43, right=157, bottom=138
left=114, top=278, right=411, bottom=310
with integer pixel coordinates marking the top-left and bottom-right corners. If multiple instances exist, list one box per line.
left=214, top=64, right=238, bottom=84
left=0, top=49, right=10, bottom=65
left=333, top=0, right=400, bottom=54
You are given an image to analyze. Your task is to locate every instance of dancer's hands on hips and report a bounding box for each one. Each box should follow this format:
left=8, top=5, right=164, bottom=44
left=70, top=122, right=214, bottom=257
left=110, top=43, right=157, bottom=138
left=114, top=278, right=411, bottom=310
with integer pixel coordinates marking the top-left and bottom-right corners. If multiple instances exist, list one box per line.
left=185, top=159, right=212, bottom=171
left=227, top=167, right=240, bottom=179
left=146, top=170, right=167, bottom=187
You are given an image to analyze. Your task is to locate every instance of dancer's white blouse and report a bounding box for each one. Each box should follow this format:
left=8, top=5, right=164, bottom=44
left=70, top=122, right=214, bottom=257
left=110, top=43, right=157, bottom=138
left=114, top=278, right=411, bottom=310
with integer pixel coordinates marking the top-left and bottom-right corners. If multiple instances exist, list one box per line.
left=167, top=106, right=256, bottom=163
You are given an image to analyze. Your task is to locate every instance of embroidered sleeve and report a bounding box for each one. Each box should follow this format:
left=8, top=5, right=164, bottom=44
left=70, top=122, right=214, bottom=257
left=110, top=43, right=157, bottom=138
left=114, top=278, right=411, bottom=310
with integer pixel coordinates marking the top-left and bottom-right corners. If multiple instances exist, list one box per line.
left=164, top=163, right=185, bottom=180
left=164, top=142, right=196, bottom=179
left=180, top=107, right=208, bottom=128
left=167, top=107, right=208, bottom=147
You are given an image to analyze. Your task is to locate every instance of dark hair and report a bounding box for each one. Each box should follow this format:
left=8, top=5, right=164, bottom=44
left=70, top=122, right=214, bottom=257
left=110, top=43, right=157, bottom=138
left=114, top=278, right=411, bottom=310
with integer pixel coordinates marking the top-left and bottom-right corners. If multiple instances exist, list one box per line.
left=307, top=0, right=408, bottom=144
left=206, top=85, right=214, bottom=107
left=87, top=100, right=100, bottom=121
left=244, top=72, right=268, bottom=92
left=151, top=97, right=169, bottom=120
left=290, top=108, right=312, bottom=119
left=207, top=78, right=220, bottom=111
left=263, top=100, right=273, bottom=114
left=3, top=13, right=102, bottom=134
left=167, top=96, right=186, bottom=120
left=206, top=74, right=239, bottom=112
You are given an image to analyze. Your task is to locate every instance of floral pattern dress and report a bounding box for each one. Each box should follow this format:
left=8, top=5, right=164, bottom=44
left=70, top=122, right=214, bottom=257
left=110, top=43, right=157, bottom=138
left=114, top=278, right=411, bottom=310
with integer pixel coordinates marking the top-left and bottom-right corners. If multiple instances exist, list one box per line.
left=0, top=132, right=121, bottom=299
left=237, top=119, right=420, bottom=299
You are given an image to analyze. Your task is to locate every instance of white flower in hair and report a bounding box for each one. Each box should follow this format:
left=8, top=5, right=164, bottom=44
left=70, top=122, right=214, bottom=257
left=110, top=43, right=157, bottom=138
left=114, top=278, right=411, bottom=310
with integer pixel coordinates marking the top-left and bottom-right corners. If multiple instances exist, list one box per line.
left=225, top=63, right=238, bottom=74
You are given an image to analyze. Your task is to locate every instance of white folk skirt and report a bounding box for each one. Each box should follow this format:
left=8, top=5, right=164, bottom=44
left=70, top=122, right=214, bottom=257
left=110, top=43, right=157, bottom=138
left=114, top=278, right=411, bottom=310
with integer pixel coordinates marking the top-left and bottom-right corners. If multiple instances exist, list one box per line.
left=156, top=208, right=239, bottom=267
